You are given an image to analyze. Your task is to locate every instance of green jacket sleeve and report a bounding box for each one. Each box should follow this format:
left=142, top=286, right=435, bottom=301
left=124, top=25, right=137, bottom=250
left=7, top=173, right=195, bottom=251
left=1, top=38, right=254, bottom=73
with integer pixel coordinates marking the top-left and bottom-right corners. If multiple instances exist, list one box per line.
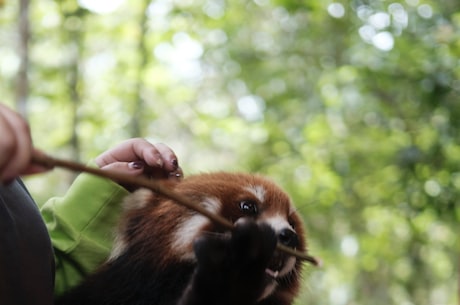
left=40, top=169, right=129, bottom=296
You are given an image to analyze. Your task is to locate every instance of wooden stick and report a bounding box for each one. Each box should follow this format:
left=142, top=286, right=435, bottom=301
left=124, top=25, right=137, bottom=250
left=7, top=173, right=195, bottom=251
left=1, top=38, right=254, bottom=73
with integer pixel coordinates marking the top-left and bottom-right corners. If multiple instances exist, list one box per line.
left=32, top=153, right=320, bottom=266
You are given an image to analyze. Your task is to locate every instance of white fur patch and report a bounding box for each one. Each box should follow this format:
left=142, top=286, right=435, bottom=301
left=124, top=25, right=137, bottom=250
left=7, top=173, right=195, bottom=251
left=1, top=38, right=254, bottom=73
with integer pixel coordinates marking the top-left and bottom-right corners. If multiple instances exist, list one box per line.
left=109, top=189, right=154, bottom=261
left=172, top=197, right=222, bottom=261
left=123, top=189, right=152, bottom=211
left=108, top=234, right=126, bottom=261
left=245, top=185, right=266, bottom=202
left=200, top=197, right=222, bottom=215
left=262, top=214, right=292, bottom=232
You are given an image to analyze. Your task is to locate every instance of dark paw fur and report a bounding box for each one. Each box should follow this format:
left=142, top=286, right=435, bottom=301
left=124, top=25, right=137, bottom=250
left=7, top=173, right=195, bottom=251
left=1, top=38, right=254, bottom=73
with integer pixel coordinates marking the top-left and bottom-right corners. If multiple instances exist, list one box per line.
left=231, top=218, right=277, bottom=267
left=180, top=219, right=277, bottom=305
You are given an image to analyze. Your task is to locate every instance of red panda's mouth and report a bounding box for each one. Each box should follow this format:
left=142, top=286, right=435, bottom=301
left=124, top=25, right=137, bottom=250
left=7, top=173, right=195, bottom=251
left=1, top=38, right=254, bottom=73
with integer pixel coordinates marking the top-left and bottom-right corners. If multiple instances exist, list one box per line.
left=265, top=251, right=296, bottom=280
left=259, top=253, right=296, bottom=301
left=265, top=268, right=280, bottom=280
left=265, top=256, right=284, bottom=279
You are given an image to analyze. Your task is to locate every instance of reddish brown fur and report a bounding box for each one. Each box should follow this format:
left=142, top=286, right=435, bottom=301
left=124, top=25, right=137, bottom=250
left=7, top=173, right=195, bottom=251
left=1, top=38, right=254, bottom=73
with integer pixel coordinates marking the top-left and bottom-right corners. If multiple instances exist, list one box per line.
left=113, top=172, right=307, bottom=304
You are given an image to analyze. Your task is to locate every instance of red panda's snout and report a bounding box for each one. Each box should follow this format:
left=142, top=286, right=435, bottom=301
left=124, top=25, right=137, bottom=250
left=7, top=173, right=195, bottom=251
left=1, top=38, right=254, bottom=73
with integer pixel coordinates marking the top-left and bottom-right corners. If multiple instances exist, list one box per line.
left=278, top=228, right=299, bottom=248
left=249, top=215, right=300, bottom=300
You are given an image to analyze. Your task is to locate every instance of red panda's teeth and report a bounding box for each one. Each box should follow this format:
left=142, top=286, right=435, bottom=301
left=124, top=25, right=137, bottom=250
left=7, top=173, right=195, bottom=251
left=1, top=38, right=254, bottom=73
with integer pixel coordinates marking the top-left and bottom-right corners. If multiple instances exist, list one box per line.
left=265, top=268, right=279, bottom=279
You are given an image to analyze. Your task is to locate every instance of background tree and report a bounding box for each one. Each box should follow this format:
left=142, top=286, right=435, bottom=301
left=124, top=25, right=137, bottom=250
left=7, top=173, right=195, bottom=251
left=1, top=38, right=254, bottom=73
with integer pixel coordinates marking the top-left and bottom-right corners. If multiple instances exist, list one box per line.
left=1, top=0, right=459, bottom=304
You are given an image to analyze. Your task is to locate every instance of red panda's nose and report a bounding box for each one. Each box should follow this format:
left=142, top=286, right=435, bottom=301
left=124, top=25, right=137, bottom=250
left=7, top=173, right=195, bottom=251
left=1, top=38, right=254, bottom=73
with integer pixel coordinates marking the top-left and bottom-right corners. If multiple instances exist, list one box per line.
left=278, top=228, right=299, bottom=248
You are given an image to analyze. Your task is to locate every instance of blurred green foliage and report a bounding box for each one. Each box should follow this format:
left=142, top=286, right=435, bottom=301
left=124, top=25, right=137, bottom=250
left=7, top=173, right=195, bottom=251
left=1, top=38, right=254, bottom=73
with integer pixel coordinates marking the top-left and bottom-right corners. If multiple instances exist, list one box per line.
left=1, top=0, right=459, bottom=304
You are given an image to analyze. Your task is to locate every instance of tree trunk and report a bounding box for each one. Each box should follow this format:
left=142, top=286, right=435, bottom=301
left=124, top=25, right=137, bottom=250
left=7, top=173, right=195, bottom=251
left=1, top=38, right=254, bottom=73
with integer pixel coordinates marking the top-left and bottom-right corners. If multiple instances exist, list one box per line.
left=68, top=26, right=83, bottom=163
left=130, top=0, right=150, bottom=137
left=57, top=3, right=85, bottom=164
left=16, top=0, right=30, bottom=117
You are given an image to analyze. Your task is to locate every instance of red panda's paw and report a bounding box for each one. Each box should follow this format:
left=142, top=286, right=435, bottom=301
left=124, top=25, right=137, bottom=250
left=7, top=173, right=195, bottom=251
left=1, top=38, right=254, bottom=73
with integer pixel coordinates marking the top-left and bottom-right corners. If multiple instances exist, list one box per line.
left=181, top=219, right=277, bottom=305
left=193, top=218, right=277, bottom=273
left=231, top=218, right=278, bottom=267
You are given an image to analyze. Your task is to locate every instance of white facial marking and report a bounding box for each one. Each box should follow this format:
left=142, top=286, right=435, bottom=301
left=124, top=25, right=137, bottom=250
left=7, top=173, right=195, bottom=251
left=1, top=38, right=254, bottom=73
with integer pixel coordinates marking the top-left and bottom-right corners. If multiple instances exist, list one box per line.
left=245, top=185, right=266, bottom=203
left=263, top=214, right=292, bottom=232
left=172, top=215, right=209, bottom=261
left=200, top=197, right=222, bottom=214
left=172, top=197, right=222, bottom=261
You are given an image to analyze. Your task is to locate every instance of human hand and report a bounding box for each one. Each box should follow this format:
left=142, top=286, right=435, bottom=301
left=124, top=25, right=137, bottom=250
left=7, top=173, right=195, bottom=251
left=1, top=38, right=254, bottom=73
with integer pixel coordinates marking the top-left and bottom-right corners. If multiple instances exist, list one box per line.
left=95, top=138, right=183, bottom=190
left=0, top=103, right=49, bottom=183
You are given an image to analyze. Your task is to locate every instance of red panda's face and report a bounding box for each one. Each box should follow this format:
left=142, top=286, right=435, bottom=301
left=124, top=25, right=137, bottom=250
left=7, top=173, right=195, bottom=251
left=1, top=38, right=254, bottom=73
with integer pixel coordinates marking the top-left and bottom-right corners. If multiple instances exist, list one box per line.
left=111, top=172, right=306, bottom=301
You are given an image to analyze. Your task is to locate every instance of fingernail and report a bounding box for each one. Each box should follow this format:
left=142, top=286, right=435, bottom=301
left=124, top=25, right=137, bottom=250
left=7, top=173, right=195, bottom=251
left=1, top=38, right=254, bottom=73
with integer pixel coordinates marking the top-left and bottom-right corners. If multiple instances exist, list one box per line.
left=156, top=158, right=164, bottom=167
left=168, top=171, right=183, bottom=180
left=129, top=161, right=144, bottom=170
left=171, top=159, right=179, bottom=170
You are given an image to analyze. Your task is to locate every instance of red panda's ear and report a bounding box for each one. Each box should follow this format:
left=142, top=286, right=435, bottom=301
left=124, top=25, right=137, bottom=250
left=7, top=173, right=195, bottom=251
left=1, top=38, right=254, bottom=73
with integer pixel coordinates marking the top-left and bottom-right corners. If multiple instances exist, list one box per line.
left=122, top=188, right=158, bottom=211
left=122, top=178, right=183, bottom=211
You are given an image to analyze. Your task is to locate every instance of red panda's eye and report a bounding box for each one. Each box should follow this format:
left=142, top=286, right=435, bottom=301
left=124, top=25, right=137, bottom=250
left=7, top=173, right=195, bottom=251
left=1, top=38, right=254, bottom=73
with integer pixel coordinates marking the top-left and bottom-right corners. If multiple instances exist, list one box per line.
left=239, top=200, right=258, bottom=215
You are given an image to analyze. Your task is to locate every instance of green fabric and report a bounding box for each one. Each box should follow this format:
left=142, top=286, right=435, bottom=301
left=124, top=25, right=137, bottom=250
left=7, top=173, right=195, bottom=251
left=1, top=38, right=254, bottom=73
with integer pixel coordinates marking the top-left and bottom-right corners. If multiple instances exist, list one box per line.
left=40, top=168, right=129, bottom=296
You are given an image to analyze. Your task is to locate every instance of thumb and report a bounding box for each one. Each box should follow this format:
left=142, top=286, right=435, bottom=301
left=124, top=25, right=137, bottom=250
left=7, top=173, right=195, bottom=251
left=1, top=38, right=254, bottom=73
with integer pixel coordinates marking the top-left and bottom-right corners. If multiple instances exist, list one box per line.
left=99, top=161, right=145, bottom=177
left=99, top=161, right=146, bottom=192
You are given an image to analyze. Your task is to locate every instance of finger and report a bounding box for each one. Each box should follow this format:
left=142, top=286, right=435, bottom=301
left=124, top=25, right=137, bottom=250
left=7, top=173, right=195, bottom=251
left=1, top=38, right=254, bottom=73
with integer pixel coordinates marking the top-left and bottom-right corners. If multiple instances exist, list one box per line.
left=100, top=161, right=145, bottom=176
left=102, top=160, right=183, bottom=184
left=95, top=138, right=182, bottom=183
left=167, top=166, right=184, bottom=182
left=100, top=161, right=148, bottom=192
left=96, top=138, right=180, bottom=171
left=0, top=108, right=16, bottom=173
left=95, top=138, right=161, bottom=167
left=0, top=105, right=33, bottom=182
left=21, top=149, right=53, bottom=176
left=152, top=143, right=180, bottom=172
left=141, top=143, right=182, bottom=180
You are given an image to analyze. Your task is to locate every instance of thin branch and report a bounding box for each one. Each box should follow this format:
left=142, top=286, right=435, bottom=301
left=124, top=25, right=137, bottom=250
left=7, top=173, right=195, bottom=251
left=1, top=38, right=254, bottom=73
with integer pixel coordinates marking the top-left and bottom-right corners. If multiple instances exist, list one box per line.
left=32, top=153, right=320, bottom=266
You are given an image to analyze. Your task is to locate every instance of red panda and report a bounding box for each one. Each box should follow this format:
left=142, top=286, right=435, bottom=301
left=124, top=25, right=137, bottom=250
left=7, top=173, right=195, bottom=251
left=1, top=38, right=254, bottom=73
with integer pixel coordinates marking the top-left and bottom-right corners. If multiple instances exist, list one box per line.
left=57, top=172, right=308, bottom=305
